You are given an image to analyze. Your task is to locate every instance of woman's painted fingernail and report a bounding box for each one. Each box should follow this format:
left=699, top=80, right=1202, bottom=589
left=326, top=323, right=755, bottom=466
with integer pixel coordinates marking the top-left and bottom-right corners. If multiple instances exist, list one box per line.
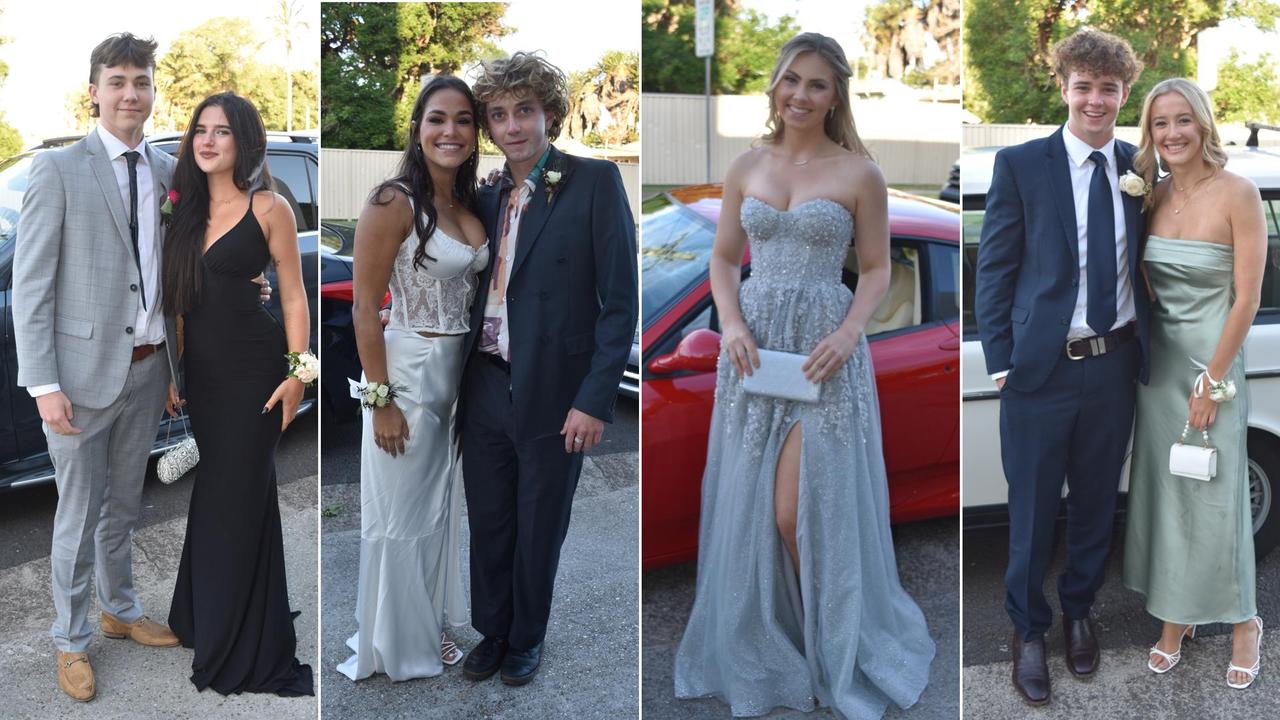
left=261, top=406, right=269, bottom=414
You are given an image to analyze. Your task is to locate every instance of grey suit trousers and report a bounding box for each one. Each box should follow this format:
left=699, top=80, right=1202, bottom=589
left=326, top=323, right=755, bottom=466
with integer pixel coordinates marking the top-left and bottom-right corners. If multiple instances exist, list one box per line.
left=47, top=350, right=169, bottom=652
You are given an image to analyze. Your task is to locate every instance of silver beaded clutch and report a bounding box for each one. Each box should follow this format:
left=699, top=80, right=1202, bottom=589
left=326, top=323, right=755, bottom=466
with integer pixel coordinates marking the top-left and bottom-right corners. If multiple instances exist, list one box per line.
left=741, top=348, right=821, bottom=403
left=157, top=413, right=200, bottom=485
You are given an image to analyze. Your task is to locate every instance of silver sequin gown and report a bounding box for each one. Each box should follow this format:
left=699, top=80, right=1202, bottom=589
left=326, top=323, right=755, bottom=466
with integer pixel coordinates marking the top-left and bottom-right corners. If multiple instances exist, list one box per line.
left=673, top=197, right=935, bottom=719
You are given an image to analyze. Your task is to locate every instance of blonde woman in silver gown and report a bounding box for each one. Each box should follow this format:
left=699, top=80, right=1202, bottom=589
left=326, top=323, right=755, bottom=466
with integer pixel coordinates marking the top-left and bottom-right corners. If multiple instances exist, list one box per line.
left=338, top=76, right=489, bottom=681
left=673, top=33, right=934, bottom=719
left=1121, top=78, right=1267, bottom=689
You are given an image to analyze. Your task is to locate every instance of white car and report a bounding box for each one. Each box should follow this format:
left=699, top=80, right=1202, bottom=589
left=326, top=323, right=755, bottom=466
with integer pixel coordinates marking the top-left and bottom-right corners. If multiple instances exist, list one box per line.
left=961, top=133, right=1280, bottom=559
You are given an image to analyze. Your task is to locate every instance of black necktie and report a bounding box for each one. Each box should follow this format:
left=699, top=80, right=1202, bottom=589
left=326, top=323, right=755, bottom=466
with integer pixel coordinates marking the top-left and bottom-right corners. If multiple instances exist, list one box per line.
left=1086, top=150, right=1115, bottom=336
left=123, top=150, right=146, bottom=311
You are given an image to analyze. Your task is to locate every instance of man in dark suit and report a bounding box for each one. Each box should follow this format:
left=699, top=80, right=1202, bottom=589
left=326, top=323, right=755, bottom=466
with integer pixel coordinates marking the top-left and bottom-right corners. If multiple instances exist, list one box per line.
left=975, top=30, right=1148, bottom=705
left=458, top=52, right=637, bottom=686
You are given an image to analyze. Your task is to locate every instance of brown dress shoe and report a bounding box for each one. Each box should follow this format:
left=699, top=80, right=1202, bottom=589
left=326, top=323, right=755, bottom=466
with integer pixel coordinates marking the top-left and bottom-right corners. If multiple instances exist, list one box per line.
left=1064, top=617, right=1100, bottom=676
left=56, top=651, right=95, bottom=702
left=1011, top=633, right=1050, bottom=706
left=100, top=612, right=180, bottom=647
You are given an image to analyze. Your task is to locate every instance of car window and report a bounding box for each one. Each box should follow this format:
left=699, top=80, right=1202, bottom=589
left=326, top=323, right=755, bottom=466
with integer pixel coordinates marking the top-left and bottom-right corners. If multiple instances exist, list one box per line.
left=641, top=199, right=716, bottom=327
left=928, top=241, right=960, bottom=321
left=961, top=209, right=982, bottom=339
left=1259, top=197, right=1280, bottom=322
left=269, top=152, right=317, bottom=233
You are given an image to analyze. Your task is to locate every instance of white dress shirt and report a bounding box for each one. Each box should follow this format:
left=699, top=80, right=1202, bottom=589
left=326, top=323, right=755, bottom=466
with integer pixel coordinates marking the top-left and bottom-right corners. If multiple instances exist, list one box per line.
left=28, top=126, right=165, bottom=399
left=990, top=126, right=1136, bottom=382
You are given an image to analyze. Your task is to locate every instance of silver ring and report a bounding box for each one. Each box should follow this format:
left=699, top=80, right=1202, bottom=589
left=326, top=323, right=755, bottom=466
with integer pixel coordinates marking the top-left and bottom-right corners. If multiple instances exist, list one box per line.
left=573, top=436, right=583, bottom=444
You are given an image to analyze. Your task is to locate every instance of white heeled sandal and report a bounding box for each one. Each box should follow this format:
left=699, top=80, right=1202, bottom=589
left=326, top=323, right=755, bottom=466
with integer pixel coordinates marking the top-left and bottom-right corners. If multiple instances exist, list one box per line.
left=441, top=633, right=463, bottom=666
left=1148, top=624, right=1196, bottom=674
left=1227, top=616, right=1263, bottom=689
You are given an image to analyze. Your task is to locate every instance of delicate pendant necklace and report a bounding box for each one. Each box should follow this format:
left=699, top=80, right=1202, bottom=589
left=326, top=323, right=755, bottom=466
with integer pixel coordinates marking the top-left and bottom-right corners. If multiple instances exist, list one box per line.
left=1171, top=172, right=1215, bottom=215
left=792, top=157, right=810, bottom=166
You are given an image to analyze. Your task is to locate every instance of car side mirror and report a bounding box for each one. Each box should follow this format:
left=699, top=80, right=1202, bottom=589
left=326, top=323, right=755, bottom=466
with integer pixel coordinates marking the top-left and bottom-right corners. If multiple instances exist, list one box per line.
left=648, top=328, right=721, bottom=374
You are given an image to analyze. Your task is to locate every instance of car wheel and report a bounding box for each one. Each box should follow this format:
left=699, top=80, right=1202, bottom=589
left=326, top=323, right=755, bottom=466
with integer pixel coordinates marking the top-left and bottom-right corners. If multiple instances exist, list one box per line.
left=1249, top=431, right=1280, bottom=561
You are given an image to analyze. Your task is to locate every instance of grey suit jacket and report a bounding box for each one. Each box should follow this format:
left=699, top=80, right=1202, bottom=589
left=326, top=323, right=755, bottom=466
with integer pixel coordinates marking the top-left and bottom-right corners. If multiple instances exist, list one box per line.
left=14, top=131, right=179, bottom=409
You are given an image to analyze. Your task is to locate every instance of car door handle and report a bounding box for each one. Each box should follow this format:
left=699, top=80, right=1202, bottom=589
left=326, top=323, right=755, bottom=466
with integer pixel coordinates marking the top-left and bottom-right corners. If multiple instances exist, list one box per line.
left=938, top=336, right=959, bottom=351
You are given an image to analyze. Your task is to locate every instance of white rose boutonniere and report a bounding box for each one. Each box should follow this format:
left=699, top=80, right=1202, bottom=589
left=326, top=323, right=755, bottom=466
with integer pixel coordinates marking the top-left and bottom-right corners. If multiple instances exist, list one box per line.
left=1119, top=170, right=1150, bottom=198
left=542, top=161, right=567, bottom=203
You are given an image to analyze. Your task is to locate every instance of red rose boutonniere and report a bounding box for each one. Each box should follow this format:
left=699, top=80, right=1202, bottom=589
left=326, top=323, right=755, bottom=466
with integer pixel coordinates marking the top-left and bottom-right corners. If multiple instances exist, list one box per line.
left=160, top=189, right=179, bottom=225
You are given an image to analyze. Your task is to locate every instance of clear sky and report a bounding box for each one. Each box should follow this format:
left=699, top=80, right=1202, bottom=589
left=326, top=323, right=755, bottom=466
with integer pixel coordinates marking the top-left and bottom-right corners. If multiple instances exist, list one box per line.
left=0, top=0, right=320, bottom=145
left=493, top=0, right=639, bottom=74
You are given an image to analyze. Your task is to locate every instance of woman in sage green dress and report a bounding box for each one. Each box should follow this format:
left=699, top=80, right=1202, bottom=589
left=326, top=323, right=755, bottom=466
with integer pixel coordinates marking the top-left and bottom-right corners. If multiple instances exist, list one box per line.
left=1121, top=78, right=1269, bottom=689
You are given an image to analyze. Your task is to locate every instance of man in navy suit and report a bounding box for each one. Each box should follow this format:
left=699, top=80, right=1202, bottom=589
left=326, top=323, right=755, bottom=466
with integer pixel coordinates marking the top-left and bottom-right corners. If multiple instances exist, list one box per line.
left=975, top=30, right=1148, bottom=705
left=457, top=52, right=637, bottom=686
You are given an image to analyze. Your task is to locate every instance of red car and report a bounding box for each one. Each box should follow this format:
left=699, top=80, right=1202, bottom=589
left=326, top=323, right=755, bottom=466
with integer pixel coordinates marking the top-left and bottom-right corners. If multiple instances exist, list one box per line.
left=641, top=185, right=961, bottom=569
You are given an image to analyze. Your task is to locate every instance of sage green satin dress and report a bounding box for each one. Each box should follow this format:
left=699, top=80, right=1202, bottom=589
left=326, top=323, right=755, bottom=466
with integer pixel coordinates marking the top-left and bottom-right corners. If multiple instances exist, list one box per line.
left=1123, top=235, right=1255, bottom=624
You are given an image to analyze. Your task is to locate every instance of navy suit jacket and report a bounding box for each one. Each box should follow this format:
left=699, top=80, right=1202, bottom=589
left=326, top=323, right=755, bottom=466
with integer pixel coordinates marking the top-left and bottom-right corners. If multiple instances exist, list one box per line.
left=975, top=126, right=1150, bottom=393
left=461, top=144, right=637, bottom=441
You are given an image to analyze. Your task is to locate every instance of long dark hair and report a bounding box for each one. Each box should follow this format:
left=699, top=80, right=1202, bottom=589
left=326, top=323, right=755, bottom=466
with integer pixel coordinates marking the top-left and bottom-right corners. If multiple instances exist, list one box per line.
left=370, top=75, right=479, bottom=270
left=163, top=92, right=272, bottom=315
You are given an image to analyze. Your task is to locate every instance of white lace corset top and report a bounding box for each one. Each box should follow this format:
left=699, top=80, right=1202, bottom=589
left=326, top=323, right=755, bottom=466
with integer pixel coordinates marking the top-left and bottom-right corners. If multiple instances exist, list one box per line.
left=387, top=223, right=490, bottom=334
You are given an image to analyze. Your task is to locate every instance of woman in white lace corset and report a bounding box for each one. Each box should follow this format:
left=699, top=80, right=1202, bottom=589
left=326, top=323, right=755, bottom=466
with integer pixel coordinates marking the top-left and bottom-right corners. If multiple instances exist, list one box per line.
left=337, top=76, right=490, bottom=682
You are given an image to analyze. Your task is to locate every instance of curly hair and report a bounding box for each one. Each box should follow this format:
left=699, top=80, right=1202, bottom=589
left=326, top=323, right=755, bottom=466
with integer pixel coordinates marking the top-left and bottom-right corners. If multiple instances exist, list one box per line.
left=1051, top=29, right=1143, bottom=86
left=1134, top=78, right=1228, bottom=212
left=760, top=32, right=872, bottom=159
left=471, top=51, right=569, bottom=141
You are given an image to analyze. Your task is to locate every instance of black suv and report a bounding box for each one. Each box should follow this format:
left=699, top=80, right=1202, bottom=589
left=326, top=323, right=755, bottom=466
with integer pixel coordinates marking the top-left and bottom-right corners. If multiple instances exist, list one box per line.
left=0, top=131, right=319, bottom=491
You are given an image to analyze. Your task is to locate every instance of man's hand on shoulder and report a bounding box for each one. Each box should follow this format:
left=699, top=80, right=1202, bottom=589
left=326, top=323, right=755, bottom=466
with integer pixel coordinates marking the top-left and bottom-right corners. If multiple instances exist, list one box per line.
left=36, top=391, right=81, bottom=435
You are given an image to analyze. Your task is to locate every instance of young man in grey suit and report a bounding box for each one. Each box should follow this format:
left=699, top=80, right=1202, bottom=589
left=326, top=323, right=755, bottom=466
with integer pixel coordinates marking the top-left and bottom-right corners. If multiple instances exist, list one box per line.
left=14, top=33, right=181, bottom=702
left=459, top=52, right=637, bottom=686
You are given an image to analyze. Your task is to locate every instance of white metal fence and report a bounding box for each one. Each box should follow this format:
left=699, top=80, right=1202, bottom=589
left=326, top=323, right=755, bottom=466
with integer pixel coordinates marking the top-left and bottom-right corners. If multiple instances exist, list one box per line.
left=320, top=149, right=640, bottom=220
left=642, top=93, right=961, bottom=188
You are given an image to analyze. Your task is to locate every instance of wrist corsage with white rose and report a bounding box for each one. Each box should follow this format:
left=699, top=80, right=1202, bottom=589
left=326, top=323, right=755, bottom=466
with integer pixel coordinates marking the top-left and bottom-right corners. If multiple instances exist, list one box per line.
left=1191, top=359, right=1237, bottom=403
left=349, top=378, right=405, bottom=410
left=286, top=350, right=319, bottom=386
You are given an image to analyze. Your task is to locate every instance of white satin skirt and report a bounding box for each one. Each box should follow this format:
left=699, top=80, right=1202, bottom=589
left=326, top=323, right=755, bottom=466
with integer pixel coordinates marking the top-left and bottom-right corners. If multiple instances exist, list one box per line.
left=337, top=329, right=469, bottom=681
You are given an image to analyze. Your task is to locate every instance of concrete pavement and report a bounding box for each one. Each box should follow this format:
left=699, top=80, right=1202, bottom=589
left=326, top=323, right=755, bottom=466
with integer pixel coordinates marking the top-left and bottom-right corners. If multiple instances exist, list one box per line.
left=320, top=451, right=639, bottom=719
left=0, top=475, right=319, bottom=719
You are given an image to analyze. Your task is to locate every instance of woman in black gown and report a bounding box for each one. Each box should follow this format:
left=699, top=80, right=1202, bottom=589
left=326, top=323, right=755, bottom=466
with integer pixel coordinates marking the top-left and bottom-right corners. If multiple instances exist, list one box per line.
left=162, top=92, right=313, bottom=696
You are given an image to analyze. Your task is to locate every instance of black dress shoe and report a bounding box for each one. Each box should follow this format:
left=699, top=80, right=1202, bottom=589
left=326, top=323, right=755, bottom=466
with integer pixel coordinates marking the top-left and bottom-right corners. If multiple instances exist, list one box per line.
left=1064, top=617, right=1100, bottom=676
left=462, top=636, right=508, bottom=681
left=500, top=643, right=542, bottom=686
left=1011, top=633, right=1050, bottom=706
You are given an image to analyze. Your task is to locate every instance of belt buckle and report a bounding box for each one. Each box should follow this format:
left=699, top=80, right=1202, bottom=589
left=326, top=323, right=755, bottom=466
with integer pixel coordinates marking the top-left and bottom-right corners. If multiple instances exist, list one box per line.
left=1066, top=339, right=1086, bottom=360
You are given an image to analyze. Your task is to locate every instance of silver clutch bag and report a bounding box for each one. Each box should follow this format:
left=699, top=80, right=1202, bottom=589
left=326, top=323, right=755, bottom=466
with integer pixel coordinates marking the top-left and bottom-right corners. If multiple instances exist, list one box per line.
left=740, top=348, right=821, bottom=403
left=157, top=412, right=199, bottom=485
left=1169, top=422, right=1216, bottom=482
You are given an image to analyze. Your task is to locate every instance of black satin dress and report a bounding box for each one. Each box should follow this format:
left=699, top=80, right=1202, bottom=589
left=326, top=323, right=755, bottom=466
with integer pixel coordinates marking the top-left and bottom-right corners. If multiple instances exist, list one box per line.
left=168, top=203, right=313, bottom=696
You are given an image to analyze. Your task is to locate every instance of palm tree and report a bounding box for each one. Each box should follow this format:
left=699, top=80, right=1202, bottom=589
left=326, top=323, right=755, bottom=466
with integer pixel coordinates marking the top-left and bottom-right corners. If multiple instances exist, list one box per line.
left=267, top=0, right=311, bottom=131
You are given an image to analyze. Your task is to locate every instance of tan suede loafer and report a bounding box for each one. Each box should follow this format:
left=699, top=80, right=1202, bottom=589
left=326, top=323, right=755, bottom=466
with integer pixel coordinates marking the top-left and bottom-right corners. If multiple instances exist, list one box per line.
left=100, top=612, right=179, bottom=647
left=56, top=651, right=95, bottom=702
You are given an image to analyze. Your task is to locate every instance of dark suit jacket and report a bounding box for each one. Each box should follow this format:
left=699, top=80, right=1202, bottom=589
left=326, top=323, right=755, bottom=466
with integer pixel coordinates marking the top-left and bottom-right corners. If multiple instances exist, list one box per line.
left=462, top=144, right=637, bottom=441
left=975, top=126, right=1151, bottom=393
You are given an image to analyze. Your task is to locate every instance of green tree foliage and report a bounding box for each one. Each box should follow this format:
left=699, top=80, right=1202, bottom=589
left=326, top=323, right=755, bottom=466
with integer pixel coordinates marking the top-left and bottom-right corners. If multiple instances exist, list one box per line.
left=965, top=0, right=1279, bottom=124
left=566, top=51, right=639, bottom=146
left=0, top=8, right=22, bottom=159
left=641, top=0, right=800, bottom=94
left=1213, top=51, right=1280, bottom=123
left=151, top=17, right=318, bottom=132
left=321, top=2, right=509, bottom=150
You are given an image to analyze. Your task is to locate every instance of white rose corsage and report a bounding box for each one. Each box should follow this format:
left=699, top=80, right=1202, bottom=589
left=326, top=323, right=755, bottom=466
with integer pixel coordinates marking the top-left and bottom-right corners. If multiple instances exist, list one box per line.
left=348, top=378, right=406, bottom=410
left=1191, top=359, right=1237, bottom=403
left=286, top=351, right=319, bottom=386
left=1119, top=170, right=1150, bottom=197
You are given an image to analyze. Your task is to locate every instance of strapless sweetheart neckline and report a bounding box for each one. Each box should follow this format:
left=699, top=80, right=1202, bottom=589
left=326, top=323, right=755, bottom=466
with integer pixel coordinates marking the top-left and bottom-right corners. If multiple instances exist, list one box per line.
left=742, top=195, right=852, bottom=220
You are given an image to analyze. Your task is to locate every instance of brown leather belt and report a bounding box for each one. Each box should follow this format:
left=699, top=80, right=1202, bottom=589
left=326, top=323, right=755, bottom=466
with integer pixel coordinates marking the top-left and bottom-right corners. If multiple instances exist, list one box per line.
left=131, top=342, right=164, bottom=363
left=1064, top=323, right=1134, bottom=360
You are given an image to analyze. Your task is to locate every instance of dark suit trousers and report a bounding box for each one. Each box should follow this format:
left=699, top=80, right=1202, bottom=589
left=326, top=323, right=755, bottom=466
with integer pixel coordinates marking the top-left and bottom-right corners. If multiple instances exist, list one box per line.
left=1001, top=338, right=1138, bottom=641
left=460, top=355, right=584, bottom=650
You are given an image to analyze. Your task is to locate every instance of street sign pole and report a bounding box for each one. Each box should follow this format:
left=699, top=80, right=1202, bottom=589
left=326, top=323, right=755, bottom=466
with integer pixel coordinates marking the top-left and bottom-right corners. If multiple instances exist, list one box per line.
left=695, top=0, right=714, bottom=184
